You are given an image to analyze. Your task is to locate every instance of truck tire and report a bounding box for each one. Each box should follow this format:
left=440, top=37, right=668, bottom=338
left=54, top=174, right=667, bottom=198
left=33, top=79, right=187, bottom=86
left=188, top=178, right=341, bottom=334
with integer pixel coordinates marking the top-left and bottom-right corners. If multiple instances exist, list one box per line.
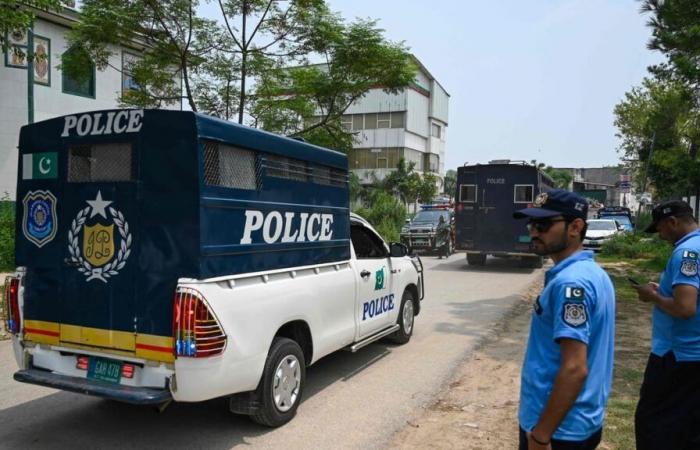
left=467, top=253, right=486, bottom=266
left=520, top=256, right=544, bottom=268
left=251, top=337, right=306, bottom=427
left=389, top=290, right=415, bottom=344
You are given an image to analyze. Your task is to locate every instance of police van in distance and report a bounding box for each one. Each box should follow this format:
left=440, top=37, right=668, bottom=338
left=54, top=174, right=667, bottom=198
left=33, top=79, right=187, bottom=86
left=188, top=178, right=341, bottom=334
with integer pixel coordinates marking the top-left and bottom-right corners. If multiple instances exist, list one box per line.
left=3, top=109, right=424, bottom=427
left=454, top=160, right=555, bottom=268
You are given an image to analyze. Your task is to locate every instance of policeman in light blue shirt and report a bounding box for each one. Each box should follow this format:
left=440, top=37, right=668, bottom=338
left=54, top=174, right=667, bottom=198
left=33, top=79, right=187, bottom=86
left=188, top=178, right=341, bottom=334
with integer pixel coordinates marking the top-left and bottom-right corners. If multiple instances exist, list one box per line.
left=633, top=200, right=700, bottom=450
left=514, top=189, right=615, bottom=450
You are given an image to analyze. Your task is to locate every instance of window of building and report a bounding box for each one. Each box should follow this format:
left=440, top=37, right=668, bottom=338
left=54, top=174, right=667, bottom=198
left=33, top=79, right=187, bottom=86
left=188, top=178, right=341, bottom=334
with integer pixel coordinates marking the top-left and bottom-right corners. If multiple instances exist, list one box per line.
left=402, top=148, right=424, bottom=171
left=431, top=123, right=441, bottom=138
left=390, top=111, right=405, bottom=128
left=377, top=113, right=391, bottom=129
left=514, top=185, right=534, bottom=203
left=122, top=52, right=141, bottom=96
left=352, top=115, right=363, bottom=130
left=377, top=157, right=388, bottom=169
left=364, top=113, right=377, bottom=129
left=62, top=46, right=95, bottom=98
left=340, top=115, right=352, bottom=131
left=423, top=153, right=439, bottom=173
left=460, top=184, right=476, bottom=203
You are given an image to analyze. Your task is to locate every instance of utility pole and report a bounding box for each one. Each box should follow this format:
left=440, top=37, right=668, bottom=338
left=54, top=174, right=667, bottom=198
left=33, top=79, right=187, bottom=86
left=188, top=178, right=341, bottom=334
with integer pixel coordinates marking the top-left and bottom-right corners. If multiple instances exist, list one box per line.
left=635, top=132, right=656, bottom=228
left=27, top=25, right=34, bottom=124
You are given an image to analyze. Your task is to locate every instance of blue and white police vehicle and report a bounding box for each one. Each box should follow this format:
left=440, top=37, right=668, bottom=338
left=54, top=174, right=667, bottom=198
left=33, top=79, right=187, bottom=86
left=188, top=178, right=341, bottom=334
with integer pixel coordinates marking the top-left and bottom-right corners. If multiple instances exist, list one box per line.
left=3, top=109, right=424, bottom=427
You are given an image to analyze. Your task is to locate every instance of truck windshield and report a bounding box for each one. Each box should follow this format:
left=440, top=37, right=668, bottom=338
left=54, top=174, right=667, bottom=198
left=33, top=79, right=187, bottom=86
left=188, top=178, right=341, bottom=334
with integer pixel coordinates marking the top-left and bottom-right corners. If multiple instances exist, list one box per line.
left=413, top=211, right=448, bottom=223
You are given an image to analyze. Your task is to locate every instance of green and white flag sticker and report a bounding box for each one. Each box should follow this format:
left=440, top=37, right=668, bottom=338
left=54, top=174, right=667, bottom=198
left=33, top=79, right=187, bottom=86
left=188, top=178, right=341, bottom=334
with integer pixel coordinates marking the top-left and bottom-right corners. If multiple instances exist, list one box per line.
left=565, top=286, right=585, bottom=299
left=23, top=152, right=58, bottom=180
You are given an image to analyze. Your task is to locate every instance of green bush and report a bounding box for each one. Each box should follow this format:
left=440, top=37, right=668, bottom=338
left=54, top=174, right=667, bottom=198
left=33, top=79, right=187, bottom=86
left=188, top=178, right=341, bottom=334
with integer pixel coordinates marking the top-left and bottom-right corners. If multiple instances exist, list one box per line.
left=353, top=191, right=407, bottom=243
left=600, top=231, right=671, bottom=270
left=0, top=196, right=15, bottom=271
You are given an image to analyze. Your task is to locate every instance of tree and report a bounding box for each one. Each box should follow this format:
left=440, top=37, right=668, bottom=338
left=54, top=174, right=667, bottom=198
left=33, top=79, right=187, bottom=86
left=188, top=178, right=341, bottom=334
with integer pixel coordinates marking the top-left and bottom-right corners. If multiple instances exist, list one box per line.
left=252, top=18, right=416, bottom=150
left=63, top=0, right=415, bottom=150
left=443, top=169, right=456, bottom=200
left=417, top=173, right=438, bottom=205
left=543, top=166, right=573, bottom=190
left=1, top=1, right=63, bottom=51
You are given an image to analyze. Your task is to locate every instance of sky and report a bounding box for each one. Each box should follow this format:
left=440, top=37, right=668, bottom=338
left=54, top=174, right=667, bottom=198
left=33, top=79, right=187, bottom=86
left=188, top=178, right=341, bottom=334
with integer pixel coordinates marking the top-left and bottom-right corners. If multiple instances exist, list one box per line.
left=323, top=0, right=663, bottom=170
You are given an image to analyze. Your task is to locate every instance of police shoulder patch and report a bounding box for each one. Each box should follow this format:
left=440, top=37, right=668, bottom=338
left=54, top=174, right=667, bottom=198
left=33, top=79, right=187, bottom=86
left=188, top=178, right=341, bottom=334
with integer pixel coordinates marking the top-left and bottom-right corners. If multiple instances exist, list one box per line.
left=563, top=302, right=587, bottom=327
left=680, top=259, right=698, bottom=277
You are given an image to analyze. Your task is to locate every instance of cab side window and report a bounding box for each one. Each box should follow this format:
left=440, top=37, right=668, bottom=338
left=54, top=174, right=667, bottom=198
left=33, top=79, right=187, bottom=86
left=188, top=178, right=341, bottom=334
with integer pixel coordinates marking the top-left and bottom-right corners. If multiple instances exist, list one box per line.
left=351, top=224, right=388, bottom=259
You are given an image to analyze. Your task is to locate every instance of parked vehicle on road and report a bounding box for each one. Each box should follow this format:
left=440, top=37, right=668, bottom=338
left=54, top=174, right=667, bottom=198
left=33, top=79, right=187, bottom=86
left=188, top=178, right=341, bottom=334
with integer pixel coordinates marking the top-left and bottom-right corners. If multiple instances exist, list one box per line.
left=454, top=160, right=555, bottom=268
left=400, top=204, right=454, bottom=258
left=596, top=206, right=634, bottom=231
left=3, top=109, right=425, bottom=427
left=583, top=219, right=623, bottom=252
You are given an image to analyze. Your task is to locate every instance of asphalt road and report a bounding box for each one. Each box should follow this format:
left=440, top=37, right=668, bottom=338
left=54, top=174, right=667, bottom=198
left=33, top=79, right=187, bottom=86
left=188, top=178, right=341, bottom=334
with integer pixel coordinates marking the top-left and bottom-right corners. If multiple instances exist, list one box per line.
left=0, top=254, right=542, bottom=450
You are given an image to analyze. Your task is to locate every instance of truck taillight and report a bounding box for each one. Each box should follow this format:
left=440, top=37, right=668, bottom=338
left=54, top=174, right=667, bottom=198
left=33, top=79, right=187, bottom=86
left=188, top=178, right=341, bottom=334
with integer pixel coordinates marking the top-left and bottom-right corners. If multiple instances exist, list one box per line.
left=173, top=288, right=226, bottom=358
left=3, top=277, right=21, bottom=335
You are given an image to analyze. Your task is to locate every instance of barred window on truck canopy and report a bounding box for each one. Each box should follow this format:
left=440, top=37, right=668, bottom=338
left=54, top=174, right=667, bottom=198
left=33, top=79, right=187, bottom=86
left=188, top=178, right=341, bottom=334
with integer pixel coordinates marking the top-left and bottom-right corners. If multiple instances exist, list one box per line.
left=460, top=184, right=476, bottom=203
left=514, top=185, right=534, bottom=203
left=203, top=141, right=259, bottom=190
left=265, top=154, right=346, bottom=187
left=68, top=143, right=133, bottom=182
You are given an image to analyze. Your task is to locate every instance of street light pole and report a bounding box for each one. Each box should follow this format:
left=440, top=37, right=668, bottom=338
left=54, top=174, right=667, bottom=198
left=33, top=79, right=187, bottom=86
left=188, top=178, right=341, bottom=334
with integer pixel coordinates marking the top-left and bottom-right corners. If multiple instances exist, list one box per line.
left=27, top=25, right=34, bottom=124
left=636, top=132, right=656, bottom=227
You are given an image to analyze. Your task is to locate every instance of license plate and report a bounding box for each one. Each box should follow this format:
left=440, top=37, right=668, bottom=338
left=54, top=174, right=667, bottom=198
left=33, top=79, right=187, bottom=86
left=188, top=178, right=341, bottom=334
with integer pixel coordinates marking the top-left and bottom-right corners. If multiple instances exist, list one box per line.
left=87, top=357, right=123, bottom=384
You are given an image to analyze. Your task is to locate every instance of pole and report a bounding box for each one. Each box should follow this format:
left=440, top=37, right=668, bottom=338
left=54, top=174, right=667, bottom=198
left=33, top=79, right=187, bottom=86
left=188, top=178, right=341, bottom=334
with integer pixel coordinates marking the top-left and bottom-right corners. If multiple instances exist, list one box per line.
left=27, top=25, right=34, bottom=124
left=635, top=132, right=656, bottom=229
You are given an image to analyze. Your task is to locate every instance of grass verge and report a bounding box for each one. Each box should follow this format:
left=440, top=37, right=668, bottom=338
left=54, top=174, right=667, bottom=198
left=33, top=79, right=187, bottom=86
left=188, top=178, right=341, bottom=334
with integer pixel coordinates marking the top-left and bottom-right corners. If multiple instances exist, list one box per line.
left=598, top=259, right=657, bottom=450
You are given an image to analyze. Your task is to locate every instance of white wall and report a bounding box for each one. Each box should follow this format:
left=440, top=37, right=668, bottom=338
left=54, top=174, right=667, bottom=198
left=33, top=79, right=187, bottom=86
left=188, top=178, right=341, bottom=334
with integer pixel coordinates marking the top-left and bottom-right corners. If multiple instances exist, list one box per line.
left=406, top=90, right=429, bottom=137
left=353, top=128, right=405, bottom=149
left=345, top=89, right=406, bottom=115
left=0, top=18, right=179, bottom=198
left=430, top=80, right=449, bottom=124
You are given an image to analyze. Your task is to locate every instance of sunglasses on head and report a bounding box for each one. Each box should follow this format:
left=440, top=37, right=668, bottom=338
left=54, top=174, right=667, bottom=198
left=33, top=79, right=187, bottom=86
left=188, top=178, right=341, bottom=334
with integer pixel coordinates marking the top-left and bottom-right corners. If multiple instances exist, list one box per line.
left=526, top=218, right=568, bottom=233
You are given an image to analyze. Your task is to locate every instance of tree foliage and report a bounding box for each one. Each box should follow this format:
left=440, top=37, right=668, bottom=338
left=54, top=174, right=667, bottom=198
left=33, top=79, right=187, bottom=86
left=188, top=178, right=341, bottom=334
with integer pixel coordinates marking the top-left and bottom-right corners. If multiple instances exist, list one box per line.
left=63, top=0, right=415, bottom=150
left=0, top=1, right=63, bottom=51
left=443, top=169, right=456, bottom=199
left=543, top=166, right=573, bottom=189
left=353, top=190, right=406, bottom=243
left=612, top=2, right=700, bottom=199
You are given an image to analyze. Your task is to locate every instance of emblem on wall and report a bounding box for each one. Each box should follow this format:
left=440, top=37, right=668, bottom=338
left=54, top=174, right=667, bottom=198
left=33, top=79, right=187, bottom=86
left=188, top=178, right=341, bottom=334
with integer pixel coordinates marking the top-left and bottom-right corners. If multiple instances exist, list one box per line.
left=22, top=190, right=58, bottom=247
left=67, top=191, right=132, bottom=283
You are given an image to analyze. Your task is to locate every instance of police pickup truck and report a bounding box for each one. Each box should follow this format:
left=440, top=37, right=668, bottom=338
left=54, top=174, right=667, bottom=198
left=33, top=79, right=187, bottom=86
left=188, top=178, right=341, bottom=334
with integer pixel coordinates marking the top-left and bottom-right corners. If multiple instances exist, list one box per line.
left=3, top=109, right=424, bottom=427
left=400, top=204, right=454, bottom=257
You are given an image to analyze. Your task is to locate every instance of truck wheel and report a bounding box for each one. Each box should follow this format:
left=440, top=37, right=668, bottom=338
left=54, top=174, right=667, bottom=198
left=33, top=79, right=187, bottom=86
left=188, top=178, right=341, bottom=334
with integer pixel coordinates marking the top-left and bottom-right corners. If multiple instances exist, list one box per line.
left=251, top=337, right=306, bottom=427
left=389, top=290, right=415, bottom=345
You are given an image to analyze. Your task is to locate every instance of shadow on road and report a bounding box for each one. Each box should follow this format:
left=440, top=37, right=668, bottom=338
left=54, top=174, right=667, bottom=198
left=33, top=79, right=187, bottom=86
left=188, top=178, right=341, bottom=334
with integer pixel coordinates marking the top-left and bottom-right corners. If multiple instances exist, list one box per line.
left=0, top=343, right=398, bottom=449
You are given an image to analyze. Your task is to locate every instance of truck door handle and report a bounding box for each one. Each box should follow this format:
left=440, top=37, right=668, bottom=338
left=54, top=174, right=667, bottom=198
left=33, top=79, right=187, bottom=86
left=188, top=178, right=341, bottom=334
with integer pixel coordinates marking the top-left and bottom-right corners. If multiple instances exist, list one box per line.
left=360, top=270, right=371, bottom=279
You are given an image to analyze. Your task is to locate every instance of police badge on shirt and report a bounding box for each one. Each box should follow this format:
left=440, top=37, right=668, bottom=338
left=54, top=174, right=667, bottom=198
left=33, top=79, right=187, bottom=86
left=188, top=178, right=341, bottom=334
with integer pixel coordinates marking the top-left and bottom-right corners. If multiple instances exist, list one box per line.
left=680, top=250, right=698, bottom=277
left=562, top=286, right=587, bottom=327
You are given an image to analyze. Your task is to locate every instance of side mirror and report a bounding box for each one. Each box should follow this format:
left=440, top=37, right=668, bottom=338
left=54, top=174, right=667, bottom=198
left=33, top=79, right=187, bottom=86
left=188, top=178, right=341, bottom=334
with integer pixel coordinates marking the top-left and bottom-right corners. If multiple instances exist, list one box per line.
left=389, top=242, right=409, bottom=257
left=405, top=218, right=411, bottom=224
left=618, top=225, right=625, bottom=231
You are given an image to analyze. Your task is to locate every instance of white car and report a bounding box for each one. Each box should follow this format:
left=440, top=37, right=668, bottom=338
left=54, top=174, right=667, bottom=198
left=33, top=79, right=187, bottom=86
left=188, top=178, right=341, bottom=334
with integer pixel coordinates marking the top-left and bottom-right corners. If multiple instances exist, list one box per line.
left=583, top=219, right=623, bottom=252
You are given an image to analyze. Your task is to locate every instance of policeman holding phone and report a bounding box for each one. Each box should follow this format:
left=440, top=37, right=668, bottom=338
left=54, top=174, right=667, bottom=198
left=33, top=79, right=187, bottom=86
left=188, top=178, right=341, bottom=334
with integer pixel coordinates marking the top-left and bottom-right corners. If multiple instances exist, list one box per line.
left=514, top=189, right=615, bottom=450
left=632, top=200, right=700, bottom=450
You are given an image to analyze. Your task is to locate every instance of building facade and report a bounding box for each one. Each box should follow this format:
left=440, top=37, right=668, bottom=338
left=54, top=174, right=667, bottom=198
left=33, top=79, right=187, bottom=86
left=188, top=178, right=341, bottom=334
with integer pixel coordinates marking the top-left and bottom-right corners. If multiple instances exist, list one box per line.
left=0, top=6, right=178, bottom=198
left=342, top=57, right=449, bottom=185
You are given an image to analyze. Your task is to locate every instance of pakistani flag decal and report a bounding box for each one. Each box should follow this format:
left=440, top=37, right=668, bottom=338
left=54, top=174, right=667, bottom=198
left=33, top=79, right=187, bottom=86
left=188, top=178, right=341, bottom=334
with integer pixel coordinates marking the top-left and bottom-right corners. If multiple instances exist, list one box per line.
left=375, top=267, right=385, bottom=290
left=565, top=286, right=585, bottom=300
left=681, top=250, right=698, bottom=276
left=22, top=152, right=57, bottom=180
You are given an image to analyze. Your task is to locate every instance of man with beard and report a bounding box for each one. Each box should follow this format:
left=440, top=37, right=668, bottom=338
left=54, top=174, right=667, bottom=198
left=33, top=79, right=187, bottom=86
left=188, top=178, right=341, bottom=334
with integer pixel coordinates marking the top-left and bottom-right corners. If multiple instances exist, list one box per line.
left=514, top=189, right=615, bottom=450
left=633, top=201, right=700, bottom=450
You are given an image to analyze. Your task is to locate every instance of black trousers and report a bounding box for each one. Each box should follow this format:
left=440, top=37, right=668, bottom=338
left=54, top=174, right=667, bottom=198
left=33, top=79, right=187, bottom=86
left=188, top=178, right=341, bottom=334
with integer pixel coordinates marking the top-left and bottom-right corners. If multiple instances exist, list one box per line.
left=635, top=352, right=700, bottom=450
left=518, top=427, right=602, bottom=450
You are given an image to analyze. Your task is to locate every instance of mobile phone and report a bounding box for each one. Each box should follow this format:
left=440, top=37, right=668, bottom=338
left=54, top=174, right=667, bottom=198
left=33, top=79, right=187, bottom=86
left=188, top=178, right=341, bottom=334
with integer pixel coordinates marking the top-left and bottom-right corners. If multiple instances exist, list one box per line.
left=627, top=277, right=641, bottom=286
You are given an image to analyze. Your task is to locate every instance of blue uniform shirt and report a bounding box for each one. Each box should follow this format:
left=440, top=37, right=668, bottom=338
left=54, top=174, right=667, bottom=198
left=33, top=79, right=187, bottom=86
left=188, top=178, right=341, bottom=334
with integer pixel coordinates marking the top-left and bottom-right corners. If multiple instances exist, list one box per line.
left=653, top=229, right=700, bottom=361
left=519, top=250, right=615, bottom=441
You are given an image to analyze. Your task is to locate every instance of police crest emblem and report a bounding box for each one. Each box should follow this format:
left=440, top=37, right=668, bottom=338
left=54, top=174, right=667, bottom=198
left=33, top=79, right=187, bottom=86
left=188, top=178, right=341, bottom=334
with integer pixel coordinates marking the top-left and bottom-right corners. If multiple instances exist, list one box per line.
left=533, top=193, right=548, bottom=208
left=563, top=303, right=587, bottom=327
left=681, top=260, right=698, bottom=277
left=67, top=191, right=132, bottom=283
left=22, top=190, right=58, bottom=247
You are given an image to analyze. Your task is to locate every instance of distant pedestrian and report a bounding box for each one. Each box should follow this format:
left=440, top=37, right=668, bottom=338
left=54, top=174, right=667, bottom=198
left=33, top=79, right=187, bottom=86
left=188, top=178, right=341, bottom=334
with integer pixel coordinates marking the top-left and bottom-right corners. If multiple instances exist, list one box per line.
left=633, top=200, right=700, bottom=450
left=514, top=189, right=615, bottom=450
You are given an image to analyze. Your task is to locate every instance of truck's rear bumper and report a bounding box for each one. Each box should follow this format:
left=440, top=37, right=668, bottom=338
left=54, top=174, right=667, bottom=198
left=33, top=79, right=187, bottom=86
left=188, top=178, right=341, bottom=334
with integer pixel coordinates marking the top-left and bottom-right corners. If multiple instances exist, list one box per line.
left=14, top=369, right=172, bottom=405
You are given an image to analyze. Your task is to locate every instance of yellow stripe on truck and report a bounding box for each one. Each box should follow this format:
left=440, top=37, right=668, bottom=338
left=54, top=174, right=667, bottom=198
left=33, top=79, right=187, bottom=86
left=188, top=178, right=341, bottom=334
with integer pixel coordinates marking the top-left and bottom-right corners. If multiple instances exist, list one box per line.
left=23, top=320, right=60, bottom=345
left=60, top=324, right=135, bottom=351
